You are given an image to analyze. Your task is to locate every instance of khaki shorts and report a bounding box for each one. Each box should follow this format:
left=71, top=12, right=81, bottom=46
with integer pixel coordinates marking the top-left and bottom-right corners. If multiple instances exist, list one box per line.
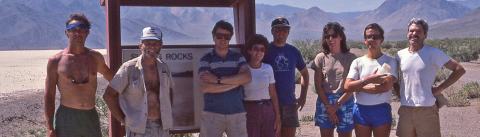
left=200, top=111, right=247, bottom=137
left=396, top=105, right=441, bottom=137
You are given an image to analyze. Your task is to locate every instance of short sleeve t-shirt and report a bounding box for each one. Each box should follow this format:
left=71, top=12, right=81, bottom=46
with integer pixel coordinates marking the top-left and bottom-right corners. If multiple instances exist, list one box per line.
left=263, top=43, right=307, bottom=105
left=243, top=63, right=275, bottom=101
left=396, top=45, right=451, bottom=106
left=311, top=52, right=357, bottom=94
left=346, top=54, right=398, bottom=105
left=198, top=49, right=247, bottom=114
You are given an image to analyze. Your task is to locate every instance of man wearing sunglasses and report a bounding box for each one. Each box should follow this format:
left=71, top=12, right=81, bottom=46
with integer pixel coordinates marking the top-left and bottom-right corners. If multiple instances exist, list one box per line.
left=394, top=18, right=465, bottom=137
left=263, top=17, right=310, bottom=137
left=44, top=13, right=114, bottom=137
left=198, top=20, right=252, bottom=137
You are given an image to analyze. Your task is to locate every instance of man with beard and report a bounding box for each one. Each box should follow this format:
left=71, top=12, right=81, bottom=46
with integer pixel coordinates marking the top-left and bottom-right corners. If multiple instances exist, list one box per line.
left=394, top=18, right=465, bottom=137
left=45, top=13, right=114, bottom=137
left=103, top=27, right=175, bottom=136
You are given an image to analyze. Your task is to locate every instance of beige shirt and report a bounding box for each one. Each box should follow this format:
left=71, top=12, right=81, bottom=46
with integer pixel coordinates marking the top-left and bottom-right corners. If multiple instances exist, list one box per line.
left=311, top=52, right=356, bottom=94
left=108, top=56, right=175, bottom=133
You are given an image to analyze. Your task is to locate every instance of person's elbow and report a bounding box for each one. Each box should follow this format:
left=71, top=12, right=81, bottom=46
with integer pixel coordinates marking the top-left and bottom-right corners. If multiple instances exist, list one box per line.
left=455, top=66, right=466, bottom=76
left=199, top=82, right=211, bottom=93
left=245, top=73, right=252, bottom=83
left=103, top=87, right=118, bottom=103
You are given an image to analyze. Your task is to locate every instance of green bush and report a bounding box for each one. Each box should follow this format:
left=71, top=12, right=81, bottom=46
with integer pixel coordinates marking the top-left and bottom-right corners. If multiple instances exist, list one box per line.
left=447, top=94, right=470, bottom=107
left=458, top=82, right=480, bottom=99
left=292, top=39, right=322, bottom=63
left=347, top=40, right=365, bottom=49
left=299, top=115, right=315, bottom=122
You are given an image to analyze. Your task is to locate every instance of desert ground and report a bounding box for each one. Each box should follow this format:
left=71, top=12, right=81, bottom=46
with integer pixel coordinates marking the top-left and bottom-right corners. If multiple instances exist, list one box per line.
left=1, top=49, right=479, bottom=137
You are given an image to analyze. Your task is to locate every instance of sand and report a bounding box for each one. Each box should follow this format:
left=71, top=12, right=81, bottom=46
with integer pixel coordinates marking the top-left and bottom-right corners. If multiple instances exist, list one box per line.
left=0, top=49, right=479, bottom=136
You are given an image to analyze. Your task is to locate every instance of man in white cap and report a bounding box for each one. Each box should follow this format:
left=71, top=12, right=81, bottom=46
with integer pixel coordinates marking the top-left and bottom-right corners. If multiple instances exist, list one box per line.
left=103, top=27, right=175, bottom=137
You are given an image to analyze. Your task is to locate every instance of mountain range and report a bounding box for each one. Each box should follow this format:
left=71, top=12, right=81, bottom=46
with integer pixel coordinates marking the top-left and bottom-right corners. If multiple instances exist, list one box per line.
left=0, top=0, right=479, bottom=50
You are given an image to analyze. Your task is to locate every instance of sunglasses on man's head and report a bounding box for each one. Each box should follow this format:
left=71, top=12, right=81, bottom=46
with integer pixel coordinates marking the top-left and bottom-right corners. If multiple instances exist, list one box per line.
left=215, top=33, right=232, bottom=40
left=252, top=47, right=266, bottom=52
left=364, top=34, right=383, bottom=40
left=273, top=27, right=290, bottom=33
left=323, top=33, right=338, bottom=39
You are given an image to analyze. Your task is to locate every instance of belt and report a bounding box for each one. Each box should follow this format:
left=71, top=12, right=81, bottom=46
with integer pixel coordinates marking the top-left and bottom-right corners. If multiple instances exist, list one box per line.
left=244, top=100, right=270, bottom=105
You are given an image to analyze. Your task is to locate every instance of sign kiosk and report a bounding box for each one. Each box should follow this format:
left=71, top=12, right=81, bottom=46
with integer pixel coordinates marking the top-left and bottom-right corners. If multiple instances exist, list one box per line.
left=101, top=0, right=256, bottom=136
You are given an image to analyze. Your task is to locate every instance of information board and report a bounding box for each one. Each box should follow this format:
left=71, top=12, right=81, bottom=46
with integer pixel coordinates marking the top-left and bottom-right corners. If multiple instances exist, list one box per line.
left=122, top=47, right=241, bottom=131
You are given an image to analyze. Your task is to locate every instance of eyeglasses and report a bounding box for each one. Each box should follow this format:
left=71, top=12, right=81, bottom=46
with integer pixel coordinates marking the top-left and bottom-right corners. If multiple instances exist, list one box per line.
left=364, top=34, right=383, bottom=40
left=273, top=27, right=290, bottom=33
left=323, top=33, right=338, bottom=39
left=67, top=28, right=88, bottom=34
left=252, top=47, right=266, bottom=52
left=215, top=33, right=232, bottom=40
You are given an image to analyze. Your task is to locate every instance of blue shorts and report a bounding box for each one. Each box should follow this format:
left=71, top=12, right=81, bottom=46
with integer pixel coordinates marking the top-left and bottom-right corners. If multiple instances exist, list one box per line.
left=353, top=103, right=392, bottom=127
left=315, top=93, right=354, bottom=133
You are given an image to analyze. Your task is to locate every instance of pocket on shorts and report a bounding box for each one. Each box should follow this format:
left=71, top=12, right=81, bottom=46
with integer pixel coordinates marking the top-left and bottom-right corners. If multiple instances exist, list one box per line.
left=236, top=113, right=247, bottom=134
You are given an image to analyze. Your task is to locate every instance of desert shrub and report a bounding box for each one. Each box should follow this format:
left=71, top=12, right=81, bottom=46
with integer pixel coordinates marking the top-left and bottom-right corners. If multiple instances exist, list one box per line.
left=427, top=38, right=480, bottom=62
left=382, top=42, right=393, bottom=49
left=347, top=40, right=364, bottom=49
left=391, top=114, right=397, bottom=129
left=394, top=40, right=409, bottom=49
left=447, top=94, right=470, bottom=107
left=299, top=115, right=315, bottom=122
left=434, top=67, right=452, bottom=85
left=292, top=39, right=322, bottom=63
left=15, top=127, right=47, bottom=137
left=172, top=133, right=194, bottom=137
left=95, top=96, right=109, bottom=137
left=458, top=82, right=480, bottom=99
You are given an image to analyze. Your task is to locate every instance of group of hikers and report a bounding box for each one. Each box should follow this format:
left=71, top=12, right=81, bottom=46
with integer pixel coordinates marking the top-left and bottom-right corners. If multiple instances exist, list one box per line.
left=44, top=13, right=465, bottom=137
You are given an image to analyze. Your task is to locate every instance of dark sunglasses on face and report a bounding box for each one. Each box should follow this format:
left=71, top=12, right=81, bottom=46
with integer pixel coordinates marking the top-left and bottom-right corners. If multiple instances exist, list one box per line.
left=273, top=27, right=290, bottom=33
left=252, top=47, right=266, bottom=52
left=215, top=33, right=232, bottom=40
left=364, top=34, right=383, bottom=40
left=323, top=33, right=338, bottom=39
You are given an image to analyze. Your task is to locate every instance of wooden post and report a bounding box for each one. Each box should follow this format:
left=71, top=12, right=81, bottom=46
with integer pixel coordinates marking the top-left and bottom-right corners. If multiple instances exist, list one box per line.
left=105, top=0, right=124, bottom=136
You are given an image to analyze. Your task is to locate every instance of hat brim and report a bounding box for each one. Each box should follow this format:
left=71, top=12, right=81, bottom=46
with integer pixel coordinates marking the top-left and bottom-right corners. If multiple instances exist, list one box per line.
left=271, top=24, right=291, bottom=28
left=141, top=37, right=162, bottom=41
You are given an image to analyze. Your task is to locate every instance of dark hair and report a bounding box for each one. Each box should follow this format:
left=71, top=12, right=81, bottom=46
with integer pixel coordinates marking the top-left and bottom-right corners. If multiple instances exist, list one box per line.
left=65, top=13, right=91, bottom=30
left=321, top=22, right=349, bottom=54
left=408, top=18, right=428, bottom=34
left=212, top=20, right=234, bottom=36
left=364, top=23, right=385, bottom=38
left=244, top=34, right=269, bottom=62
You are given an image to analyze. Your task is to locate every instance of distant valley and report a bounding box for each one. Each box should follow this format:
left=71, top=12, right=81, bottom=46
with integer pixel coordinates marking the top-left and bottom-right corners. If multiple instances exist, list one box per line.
left=0, top=0, right=479, bottom=50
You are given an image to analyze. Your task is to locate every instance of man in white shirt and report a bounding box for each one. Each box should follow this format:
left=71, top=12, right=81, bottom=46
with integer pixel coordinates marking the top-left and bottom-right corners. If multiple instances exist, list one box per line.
left=394, top=18, right=465, bottom=137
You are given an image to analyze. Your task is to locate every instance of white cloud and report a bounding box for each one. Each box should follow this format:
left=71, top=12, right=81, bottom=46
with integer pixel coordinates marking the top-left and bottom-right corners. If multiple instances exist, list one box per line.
left=256, top=0, right=386, bottom=13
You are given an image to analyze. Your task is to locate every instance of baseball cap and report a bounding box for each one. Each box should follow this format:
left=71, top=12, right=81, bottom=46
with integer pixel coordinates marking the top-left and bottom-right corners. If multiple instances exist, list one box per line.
left=141, top=27, right=162, bottom=41
left=271, top=17, right=290, bottom=28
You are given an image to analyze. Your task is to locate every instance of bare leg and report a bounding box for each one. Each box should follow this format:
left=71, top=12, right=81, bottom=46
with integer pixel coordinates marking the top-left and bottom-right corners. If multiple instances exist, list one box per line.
left=320, top=127, right=335, bottom=137
left=281, top=127, right=296, bottom=137
left=372, top=123, right=391, bottom=137
left=354, top=123, right=372, bottom=137
left=338, top=131, right=352, bottom=137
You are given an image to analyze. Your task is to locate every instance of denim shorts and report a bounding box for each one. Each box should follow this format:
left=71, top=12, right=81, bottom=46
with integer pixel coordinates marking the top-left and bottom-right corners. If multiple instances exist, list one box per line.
left=353, top=103, right=392, bottom=127
left=315, top=93, right=354, bottom=133
left=279, top=104, right=300, bottom=127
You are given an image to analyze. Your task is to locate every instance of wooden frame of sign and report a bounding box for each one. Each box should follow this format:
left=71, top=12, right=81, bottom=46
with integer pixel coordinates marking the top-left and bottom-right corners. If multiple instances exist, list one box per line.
left=101, top=0, right=255, bottom=136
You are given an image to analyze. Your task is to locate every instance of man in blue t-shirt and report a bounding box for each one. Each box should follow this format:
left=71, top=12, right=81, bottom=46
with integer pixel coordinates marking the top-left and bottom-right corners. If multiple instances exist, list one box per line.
left=263, top=17, right=310, bottom=137
left=198, top=20, right=252, bottom=137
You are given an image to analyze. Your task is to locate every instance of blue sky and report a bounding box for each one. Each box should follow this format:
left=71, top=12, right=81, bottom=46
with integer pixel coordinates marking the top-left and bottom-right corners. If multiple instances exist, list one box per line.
left=256, top=0, right=459, bottom=13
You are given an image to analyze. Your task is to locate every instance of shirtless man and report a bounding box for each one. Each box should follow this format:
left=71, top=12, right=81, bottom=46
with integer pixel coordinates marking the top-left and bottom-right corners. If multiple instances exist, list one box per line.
left=103, top=27, right=175, bottom=137
left=44, top=13, right=114, bottom=137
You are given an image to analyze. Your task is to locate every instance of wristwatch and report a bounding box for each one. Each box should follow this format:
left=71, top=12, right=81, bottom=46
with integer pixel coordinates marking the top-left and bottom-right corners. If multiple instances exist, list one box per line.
left=217, top=76, right=221, bottom=84
left=361, top=78, right=367, bottom=85
left=336, top=101, right=341, bottom=106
